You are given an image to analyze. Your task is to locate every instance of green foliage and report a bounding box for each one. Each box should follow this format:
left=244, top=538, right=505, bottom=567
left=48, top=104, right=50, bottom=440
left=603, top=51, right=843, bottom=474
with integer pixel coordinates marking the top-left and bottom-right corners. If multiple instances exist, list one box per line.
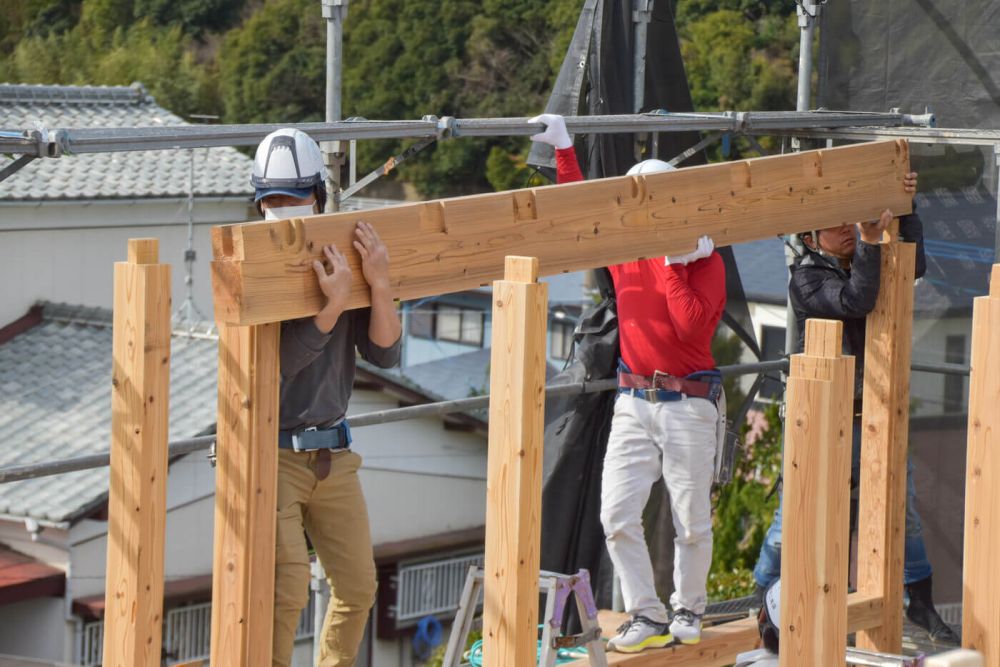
left=218, top=0, right=325, bottom=124
left=0, top=0, right=802, bottom=191
left=708, top=403, right=783, bottom=599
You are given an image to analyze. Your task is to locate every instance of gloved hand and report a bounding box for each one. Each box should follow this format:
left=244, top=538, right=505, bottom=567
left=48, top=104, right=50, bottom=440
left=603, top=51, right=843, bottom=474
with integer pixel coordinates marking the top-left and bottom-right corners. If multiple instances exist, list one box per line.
left=665, top=235, right=714, bottom=266
left=529, top=113, right=572, bottom=150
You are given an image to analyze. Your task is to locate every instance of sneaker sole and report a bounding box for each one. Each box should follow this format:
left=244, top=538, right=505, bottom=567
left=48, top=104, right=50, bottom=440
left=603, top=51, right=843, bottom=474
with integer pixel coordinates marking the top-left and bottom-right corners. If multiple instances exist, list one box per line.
left=677, top=637, right=701, bottom=646
left=608, top=634, right=673, bottom=653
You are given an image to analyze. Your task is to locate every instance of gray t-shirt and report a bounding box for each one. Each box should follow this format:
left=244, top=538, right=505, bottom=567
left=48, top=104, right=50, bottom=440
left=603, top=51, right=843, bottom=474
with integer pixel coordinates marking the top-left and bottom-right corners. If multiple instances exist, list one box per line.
left=279, top=308, right=401, bottom=432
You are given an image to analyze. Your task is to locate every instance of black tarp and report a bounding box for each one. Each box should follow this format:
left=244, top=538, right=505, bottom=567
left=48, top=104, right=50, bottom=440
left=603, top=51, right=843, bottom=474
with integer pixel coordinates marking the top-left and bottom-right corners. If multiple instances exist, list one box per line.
left=535, top=0, right=762, bottom=617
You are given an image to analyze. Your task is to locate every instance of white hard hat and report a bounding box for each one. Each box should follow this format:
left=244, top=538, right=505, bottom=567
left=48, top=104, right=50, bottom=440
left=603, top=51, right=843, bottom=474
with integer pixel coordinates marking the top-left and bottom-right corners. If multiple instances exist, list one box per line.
left=626, top=159, right=676, bottom=176
left=251, top=128, right=328, bottom=202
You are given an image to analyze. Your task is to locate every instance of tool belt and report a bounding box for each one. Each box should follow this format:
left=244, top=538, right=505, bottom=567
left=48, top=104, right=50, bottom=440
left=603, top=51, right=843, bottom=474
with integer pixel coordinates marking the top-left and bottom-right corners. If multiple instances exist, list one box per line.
left=278, top=420, right=352, bottom=452
left=617, top=370, right=722, bottom=402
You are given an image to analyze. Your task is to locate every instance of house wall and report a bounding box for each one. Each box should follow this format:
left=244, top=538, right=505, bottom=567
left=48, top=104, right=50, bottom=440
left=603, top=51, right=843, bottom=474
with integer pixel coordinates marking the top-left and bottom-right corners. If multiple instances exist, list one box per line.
left=0, top=597, right=70, bottom=664
left=0, top=199, right=253, bottom=327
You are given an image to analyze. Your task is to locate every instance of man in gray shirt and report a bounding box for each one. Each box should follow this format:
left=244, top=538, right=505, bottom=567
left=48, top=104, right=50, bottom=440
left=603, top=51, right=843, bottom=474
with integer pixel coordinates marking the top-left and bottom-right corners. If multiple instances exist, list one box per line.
left=251, top=128, right=402, bottom=667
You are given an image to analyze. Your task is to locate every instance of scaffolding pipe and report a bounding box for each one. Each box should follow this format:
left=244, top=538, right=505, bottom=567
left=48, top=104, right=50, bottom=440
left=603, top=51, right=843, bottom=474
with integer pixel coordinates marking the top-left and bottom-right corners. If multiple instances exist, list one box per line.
left=322, top=0, right=347, bottom=212
left=0, top=358, right=976, bottom=486
left=0, top=111, right=935, bottom=157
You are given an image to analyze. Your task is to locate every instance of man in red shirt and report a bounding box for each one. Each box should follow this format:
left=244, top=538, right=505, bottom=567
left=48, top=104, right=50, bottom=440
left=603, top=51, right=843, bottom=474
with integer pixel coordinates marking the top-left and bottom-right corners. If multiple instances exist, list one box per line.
left=532, top=114, right=726, bottom=651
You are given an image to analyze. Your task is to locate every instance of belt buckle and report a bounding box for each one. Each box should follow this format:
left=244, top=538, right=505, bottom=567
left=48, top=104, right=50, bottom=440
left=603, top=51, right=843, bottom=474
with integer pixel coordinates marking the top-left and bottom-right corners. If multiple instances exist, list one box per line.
left=651, top=370, right=678, bottom=396
left=291, top=426, right=318, bottom=452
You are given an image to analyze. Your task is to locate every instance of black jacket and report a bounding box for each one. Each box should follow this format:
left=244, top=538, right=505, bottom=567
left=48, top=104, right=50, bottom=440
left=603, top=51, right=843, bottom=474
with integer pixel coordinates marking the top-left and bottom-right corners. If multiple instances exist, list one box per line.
left=790, top=212, right=927, bottom=397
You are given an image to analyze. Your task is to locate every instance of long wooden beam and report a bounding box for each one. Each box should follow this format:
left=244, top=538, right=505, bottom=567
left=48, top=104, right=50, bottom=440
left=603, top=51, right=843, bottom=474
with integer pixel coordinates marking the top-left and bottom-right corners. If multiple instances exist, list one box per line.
left=211, top=140, right=912, bottom=326
left=572, top=593, right=884, bottom=667
left=102, top=239, right=171, bottom=667
left=780, top=319, right=854, bottom=667
left=856, top=228, right=917, bottom=653
left=962, top=265, right=1000, bottom=664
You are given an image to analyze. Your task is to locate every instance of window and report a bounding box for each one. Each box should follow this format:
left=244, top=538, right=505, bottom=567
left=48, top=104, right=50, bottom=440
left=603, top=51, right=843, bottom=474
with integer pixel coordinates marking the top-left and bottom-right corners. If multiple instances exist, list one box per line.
left=407, top=303, right=485, bottom=347
left=944, top=334, right=967, bottom=413
left=550, top=320, right=575, bottom=360
left=759, top=325, right=786, bottom=399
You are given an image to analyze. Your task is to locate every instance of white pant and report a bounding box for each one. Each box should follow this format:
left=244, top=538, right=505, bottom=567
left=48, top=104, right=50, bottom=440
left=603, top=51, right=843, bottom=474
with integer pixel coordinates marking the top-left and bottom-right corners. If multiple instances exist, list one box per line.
left=600, top=392, right=717, bottom=621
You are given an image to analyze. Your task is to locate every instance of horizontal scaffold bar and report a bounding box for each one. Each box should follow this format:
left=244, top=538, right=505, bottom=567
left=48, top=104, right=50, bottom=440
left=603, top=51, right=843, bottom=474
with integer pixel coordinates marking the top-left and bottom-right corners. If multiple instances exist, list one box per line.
left=0, top=110, right=933, bottom=156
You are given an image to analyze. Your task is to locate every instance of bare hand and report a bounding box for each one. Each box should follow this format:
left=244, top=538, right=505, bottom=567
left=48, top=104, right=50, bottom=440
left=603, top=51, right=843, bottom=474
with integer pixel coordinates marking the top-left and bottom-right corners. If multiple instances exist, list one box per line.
left=312, top=244, right=352, bottom=315
left=858, top=209, right=893, bottom=245
left=903, top=171, right=918, bottom=194
left=353, top=221, right=391, bottom=292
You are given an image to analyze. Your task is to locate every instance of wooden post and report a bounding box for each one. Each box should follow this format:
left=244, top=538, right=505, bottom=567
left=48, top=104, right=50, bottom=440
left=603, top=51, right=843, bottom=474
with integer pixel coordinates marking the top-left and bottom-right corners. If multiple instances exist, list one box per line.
left=482, top=256, right=548, bottom=667
left=102, top=239, right=171, bottom=667
left=856, top=229, right=917, bottom=653
left=779, top=319, right=855, bottom=667
left=962, top=265, right=1000, bottom=664
left=209, top=322, right=280, bottom=665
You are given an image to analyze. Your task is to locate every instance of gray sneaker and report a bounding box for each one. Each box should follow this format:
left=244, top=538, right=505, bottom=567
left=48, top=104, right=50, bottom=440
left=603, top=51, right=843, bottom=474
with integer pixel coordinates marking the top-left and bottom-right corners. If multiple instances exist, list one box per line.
left=669, top=608, right=703, bottom=645
left=606, top=614, right=672, bottom=653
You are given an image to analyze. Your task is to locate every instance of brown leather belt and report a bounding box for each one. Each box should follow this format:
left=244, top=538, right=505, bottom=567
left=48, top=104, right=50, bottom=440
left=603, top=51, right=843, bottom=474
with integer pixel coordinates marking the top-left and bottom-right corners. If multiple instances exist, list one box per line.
left=617, top=371, right=716, bottom=399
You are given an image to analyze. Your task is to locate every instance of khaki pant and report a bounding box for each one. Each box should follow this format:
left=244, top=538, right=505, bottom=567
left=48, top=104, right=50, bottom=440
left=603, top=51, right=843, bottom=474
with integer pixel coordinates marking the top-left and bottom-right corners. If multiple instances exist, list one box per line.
left=273, top=449, right=376, bottom=667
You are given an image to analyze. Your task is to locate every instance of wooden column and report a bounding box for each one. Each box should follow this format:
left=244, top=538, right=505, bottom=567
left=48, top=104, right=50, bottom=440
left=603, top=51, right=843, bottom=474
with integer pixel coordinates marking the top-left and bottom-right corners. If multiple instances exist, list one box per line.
left=482, top=256, right=548, bottom=667
left=856, top=231, right=917, bottom=653
left=102, top=239, right=171, bottom=667
left=210, top=322, right=280, bottom=665
left=779, top=319, right=855, bottom=667
left=963, top=265, right=1000, bottom=664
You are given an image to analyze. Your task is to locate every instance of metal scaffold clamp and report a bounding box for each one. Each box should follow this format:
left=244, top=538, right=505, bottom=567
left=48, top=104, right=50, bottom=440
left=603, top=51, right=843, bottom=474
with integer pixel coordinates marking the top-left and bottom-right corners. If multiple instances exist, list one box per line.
left=435, top=115, right=456, bottom=140
left=796, top=0, right=824, bottom=26
left=320, top=0, right=347, bottom=20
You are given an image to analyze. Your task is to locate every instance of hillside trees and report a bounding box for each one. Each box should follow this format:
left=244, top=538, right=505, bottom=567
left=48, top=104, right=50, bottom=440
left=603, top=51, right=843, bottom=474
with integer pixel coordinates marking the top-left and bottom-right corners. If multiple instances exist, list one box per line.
left=0, top=0, right=801, bottom=195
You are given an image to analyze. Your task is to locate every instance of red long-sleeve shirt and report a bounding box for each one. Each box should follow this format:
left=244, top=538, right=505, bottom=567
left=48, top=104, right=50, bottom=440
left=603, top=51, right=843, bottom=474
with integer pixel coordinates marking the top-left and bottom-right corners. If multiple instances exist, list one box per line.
left=555, top=147, right=726, bottom=377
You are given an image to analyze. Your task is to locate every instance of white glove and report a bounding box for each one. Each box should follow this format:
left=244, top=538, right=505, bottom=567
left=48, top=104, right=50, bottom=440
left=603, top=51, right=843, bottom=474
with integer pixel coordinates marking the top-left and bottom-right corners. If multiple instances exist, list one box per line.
left=529, top=113, right=572, bottom=150
left=665, top=235, right=715, bottom=266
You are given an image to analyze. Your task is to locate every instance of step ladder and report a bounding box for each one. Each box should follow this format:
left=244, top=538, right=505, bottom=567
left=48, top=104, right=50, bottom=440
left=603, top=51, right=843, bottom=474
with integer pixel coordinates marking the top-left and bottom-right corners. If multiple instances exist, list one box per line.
left=442, top=566, right=609, bottom=667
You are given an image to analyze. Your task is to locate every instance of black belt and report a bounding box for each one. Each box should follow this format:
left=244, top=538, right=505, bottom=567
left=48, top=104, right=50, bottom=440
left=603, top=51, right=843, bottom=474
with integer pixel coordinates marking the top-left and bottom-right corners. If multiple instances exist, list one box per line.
left=279, top=421, right=352, bottom=452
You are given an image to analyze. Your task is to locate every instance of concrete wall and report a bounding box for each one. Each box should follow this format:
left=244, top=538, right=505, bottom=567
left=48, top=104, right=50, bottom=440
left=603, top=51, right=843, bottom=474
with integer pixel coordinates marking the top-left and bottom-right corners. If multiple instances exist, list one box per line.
left=0, top=199, right=253, bottom=327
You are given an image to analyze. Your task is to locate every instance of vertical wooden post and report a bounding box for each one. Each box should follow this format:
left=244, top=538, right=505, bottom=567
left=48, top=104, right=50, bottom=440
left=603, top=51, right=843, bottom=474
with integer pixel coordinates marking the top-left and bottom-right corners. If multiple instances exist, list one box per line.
left=103, top=238, right=171, bottom=667
left=482, top=256, right=548, bottom=667
left=962, top=265, right=1000, bottom=664
left=779, top=319, right=855, bottom=667
left=856, top=231, right=917, bottom=653
left=210, top=322, right=280, bottom=665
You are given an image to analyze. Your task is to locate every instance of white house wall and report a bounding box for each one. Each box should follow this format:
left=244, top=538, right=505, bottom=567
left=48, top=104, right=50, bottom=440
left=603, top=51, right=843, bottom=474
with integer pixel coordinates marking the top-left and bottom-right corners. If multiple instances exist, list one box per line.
left=0, top=200, right=252, bottom=327
left=69, top=452, right=217, bottom=601
left=0, top=597, right=70, bottom=664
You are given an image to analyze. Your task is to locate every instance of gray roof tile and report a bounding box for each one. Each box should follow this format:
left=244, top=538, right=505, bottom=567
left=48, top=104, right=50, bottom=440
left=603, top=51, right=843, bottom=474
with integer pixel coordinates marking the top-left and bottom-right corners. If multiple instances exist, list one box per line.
left=0, top=83, right=253, bottom=201
left=0, top=302, right=220, bottom=523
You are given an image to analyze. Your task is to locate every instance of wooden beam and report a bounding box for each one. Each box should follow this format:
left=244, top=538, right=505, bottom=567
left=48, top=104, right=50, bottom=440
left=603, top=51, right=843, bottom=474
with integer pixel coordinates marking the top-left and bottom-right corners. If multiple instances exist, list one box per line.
left=102, top=239, right=171, bottom=667
left=962, top=264, right=1000, bottom=664
left=482, top=256, right=548, bottom=667
left=209, top=323, right=280, bottom=666
left=856, top=231, right=917, bottom=653
left=574, top=593, right=884, bottom=666
left=211, top=140, right=912, bottom=325
left=780, top=319, right=855, bottom=667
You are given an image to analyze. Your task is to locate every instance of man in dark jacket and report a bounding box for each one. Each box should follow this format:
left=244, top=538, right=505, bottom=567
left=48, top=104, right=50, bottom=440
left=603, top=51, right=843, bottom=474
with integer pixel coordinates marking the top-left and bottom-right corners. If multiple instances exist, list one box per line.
left=752, top=176, right=959, bottom=644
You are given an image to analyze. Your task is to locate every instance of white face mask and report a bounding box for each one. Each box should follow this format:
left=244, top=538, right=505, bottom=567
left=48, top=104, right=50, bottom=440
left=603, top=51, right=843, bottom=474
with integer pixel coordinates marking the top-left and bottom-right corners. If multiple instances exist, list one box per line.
left=264, top=204, right=316, bottom=220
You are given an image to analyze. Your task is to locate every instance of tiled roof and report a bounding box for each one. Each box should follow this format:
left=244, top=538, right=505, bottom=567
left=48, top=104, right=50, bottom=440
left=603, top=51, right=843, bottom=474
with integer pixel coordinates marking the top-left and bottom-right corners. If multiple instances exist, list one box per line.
left=0, top=302, right=220, bottom=524
left=0, top=302, right=485, bottom=523
left=395, top=348, right=559, bottom=403
left=0, top=82, right=253, bottom=201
